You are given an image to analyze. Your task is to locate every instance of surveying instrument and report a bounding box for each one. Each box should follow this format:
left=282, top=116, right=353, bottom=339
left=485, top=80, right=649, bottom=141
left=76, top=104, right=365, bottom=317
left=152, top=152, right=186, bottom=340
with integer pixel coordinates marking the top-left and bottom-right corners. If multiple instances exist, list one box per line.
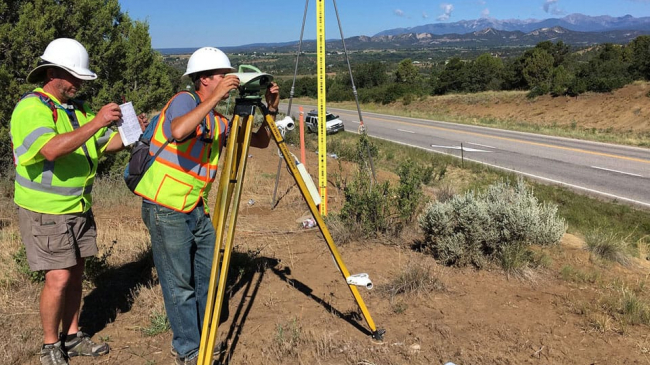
left=197, top=69, right=385, bottom=365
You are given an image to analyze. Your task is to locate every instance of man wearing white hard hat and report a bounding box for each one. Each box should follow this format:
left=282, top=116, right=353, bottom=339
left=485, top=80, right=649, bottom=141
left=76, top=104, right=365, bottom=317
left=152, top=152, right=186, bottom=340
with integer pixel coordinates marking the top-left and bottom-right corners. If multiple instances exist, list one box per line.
left=10, top=38, right=129, bottom=365
left=135, top=46, right=280, bottom=365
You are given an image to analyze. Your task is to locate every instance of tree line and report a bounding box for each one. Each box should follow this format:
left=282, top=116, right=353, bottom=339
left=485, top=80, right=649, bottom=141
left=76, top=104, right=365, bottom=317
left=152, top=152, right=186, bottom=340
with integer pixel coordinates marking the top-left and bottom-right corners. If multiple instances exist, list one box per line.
left=0, top=0, right=180, bottom=172
left=276, top=37, right=650, bottom=104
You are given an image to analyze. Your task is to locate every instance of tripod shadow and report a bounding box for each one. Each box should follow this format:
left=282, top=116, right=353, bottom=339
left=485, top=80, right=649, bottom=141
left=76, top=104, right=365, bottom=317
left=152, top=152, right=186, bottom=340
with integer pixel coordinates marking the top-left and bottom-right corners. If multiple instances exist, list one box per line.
left=79, top=248, right=156, bottom=335
left=218, top=255, right=370, bottom=364
left=268, top=263, right=370, bottom=335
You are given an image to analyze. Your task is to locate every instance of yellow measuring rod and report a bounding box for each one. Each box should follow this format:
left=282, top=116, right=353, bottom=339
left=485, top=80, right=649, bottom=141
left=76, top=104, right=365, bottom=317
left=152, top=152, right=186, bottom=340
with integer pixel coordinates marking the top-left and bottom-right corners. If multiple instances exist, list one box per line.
left=316, top=0, right=328, bottom=215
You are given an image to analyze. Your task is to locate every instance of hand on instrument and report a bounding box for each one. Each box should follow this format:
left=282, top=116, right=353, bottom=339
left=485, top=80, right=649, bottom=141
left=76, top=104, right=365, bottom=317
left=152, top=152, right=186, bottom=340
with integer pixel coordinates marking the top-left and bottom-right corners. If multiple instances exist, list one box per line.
left=265, top=82, right=280, bottom=111
left=214, top=74, right=240, bottom=101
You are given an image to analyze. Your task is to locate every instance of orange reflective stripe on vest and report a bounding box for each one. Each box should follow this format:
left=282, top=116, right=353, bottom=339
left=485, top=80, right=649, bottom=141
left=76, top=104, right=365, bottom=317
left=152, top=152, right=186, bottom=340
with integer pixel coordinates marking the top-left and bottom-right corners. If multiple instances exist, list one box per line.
left=134, top=91, right=229, bottom=213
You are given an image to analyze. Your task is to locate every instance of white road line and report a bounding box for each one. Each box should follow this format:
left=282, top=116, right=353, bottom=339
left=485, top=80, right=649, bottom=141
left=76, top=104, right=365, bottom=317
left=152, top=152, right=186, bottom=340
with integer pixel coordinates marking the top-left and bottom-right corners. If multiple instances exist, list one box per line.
left=591, top=166, right=643, bottom=177
left=397, top=129, right=416, bottom=134
left=467, top=142, right=495, bottom=149
left=348, top=131, right=650, bottom=209
left=430, top=145, right=490, bottom=153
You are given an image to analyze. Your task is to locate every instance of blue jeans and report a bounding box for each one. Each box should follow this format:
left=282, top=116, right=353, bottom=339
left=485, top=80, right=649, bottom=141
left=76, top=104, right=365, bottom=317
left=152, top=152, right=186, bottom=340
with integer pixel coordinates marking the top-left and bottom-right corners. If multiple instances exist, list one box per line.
left=141, top=202, right=216, bottom=359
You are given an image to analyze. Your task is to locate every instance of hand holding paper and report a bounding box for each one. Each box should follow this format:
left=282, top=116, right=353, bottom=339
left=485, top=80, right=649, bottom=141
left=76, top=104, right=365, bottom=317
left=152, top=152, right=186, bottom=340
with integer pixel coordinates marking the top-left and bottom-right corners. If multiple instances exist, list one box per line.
left=117, top=102, right=143, bottom=146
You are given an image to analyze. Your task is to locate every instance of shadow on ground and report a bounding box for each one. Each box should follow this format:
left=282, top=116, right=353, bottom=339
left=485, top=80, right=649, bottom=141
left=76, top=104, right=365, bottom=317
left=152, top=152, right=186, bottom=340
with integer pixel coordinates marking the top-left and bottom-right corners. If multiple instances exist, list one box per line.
left=217, top=255, right=369, bottom=364
left=79, top=248, right=156, bottom=335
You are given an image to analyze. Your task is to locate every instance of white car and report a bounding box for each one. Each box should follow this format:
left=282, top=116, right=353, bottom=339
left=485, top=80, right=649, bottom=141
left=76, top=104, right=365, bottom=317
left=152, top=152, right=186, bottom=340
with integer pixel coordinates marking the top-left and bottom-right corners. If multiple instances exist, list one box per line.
left=305, top=110, right=345, bottom=134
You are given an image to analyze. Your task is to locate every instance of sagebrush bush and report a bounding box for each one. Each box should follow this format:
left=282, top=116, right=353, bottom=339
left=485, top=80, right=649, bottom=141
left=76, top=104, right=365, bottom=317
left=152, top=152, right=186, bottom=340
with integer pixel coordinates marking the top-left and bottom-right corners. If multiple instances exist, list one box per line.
left=418, top=178, right=566, bottom=268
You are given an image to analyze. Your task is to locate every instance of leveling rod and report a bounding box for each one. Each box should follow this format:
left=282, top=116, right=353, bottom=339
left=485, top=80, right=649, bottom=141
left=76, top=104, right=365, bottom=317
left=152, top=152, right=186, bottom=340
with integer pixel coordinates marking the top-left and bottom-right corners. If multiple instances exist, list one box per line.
left=197, top=97, right=384, bottom=365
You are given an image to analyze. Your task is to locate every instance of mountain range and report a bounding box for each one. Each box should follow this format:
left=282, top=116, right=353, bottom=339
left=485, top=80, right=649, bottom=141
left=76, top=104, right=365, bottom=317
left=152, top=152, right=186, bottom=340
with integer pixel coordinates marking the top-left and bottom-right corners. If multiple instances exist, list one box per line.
left=159, top=14, right=650, bottom=54
left=332, top=27, right=648, bottom=50
left=375, top=13, right=650, bottom=36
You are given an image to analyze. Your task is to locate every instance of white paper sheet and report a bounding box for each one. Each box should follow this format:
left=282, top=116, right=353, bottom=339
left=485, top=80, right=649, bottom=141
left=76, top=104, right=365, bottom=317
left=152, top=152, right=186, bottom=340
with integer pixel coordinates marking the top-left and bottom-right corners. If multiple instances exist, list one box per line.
left=117, top=102, right=142, bottom=146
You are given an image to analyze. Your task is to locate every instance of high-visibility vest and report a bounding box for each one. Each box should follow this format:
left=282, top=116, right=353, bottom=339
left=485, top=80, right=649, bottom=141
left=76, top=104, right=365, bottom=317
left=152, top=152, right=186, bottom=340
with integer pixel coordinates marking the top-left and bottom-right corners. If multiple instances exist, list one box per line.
left=134, top=92, right=229, bottom=213
left=10, top=88, right=115, bottom=214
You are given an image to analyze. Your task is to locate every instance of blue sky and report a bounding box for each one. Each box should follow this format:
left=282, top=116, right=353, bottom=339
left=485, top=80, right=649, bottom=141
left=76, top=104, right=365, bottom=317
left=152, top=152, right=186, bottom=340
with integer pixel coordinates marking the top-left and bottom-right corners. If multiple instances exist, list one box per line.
left=118, top=0, right=650, bottom=49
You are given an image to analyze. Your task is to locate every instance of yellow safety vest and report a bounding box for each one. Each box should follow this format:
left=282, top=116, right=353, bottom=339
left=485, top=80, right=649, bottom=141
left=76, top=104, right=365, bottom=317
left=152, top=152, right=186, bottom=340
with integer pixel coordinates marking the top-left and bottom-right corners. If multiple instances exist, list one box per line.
left=134, top=92, right=229, bottom=213
left=10, top=88, right=115, bottom=214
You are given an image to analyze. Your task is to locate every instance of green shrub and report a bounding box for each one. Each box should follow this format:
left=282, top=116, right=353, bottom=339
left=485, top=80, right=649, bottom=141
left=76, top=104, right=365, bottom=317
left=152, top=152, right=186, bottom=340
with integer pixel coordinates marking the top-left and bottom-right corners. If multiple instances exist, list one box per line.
left=337, top=136, right=435, bottom=238
left=418, top=178, right=566, bottom=268
left=340, top=169, right=396, bottom=237
left=339, top=162, right=429, bottom=238
left=396, top=159, right=429, bottom=223
left=13, top=240, right=114, bottom=285
left=83, top=240, right=115, bottom=285
left=353, top=132, right=379, bottom=168
left=13, top=246, right=45, bottom=283
left=141, top=311, right=171, bottom=336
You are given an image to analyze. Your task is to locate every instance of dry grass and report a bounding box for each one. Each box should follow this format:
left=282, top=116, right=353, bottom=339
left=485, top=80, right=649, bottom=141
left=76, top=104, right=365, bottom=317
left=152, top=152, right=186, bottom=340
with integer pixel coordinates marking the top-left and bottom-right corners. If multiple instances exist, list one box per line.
left=257, top=317, right=427, bottom=365
left=378, top=259, right=446, bottom=310
left=584, top=230, right=631, bottom=266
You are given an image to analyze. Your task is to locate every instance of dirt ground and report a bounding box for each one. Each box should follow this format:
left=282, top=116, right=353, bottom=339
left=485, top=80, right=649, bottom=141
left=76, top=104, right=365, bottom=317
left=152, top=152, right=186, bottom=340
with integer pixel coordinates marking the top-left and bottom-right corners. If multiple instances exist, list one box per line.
left=2, top=87, right=650, bottom=365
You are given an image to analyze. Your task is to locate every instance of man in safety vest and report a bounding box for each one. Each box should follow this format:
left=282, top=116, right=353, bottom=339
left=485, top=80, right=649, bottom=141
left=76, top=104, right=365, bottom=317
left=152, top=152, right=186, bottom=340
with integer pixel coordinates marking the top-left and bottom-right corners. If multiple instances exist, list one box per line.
left=136, top=47, right=279, bottom=365
left=10, top=38, right=136, bottom=365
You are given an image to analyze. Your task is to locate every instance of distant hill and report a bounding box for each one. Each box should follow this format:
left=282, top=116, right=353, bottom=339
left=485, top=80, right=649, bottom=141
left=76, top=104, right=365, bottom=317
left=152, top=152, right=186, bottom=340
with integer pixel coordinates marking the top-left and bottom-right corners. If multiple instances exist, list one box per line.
left=165, top=27, right=649, bottom=54
left=156, top=14, right=650, bottom=55
left=375, top=13, right=650, bottom=36
left=337, top=27, right=650, bottom=50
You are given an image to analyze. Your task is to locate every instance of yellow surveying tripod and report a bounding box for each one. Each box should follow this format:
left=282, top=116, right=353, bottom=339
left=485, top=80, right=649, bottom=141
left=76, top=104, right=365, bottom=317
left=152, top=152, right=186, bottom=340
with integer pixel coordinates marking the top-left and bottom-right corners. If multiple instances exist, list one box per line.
left=197, top=86, right=385, bottom=365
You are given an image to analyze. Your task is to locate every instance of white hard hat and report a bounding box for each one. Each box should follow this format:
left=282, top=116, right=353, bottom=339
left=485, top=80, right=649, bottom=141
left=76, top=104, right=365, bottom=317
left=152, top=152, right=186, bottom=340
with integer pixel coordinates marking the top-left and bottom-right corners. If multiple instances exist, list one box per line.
left=27, top=38, right=97, bottom=83
left=183, top=47, right=235, bottom=77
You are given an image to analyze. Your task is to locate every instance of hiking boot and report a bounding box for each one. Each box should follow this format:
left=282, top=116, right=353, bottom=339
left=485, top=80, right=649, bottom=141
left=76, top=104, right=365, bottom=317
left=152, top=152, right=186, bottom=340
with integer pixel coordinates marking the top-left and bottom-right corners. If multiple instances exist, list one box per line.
left=63, top=331, right=109, bottom=357
left=40, top=341, right=68, bottom=365
left=171, top=341, right=226, bottom=358
left=174, top=355, right=221, bottom=365
left=175, top=355, right=198, bottom=365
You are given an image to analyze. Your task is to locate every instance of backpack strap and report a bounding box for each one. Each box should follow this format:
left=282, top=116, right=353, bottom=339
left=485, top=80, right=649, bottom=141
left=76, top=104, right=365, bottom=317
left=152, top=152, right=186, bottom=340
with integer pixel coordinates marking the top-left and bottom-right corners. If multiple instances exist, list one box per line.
left=68, top=98, right=88, bottom=117
left=184, top=90, right=212, bottom=141
left=20, top=91, right=58, bottom=123
left=163, top=90, right=206, bottom=144
left=19, top=92, right=88, bottom=124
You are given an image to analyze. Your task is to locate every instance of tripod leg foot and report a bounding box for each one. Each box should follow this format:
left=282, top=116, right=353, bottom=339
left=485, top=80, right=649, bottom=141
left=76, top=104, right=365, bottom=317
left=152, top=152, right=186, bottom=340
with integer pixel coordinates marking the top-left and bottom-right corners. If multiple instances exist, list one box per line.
left=372, top=329, right=386, bottom=341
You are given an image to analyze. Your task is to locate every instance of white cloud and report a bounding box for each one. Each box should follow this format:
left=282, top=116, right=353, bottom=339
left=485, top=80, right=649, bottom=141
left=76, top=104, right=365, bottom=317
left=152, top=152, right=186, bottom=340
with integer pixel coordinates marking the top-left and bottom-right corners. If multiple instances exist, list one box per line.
left=394, top=9, right=405, bottom=17
left=481, top=8, right=490, bottom=18
left=542, top=0, right=557, bottom=12
left=437, top=3, right=454, bottom=21
left=542, top=0, right=564, bottom=15
left=477, top=0, right=486, bottom=4
left=423, top=11, right=430, bottom=19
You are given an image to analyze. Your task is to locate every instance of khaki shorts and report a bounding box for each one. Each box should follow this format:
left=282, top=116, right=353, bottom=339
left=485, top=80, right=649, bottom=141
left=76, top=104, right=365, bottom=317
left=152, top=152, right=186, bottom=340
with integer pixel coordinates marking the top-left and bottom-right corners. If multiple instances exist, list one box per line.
left=18, top=207, right=98, bottom=271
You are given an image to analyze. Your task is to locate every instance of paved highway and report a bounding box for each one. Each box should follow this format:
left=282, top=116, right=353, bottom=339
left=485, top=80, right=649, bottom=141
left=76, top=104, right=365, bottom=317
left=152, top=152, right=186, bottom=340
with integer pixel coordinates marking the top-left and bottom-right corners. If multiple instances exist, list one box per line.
left=279, top=104, right=650, bottom=209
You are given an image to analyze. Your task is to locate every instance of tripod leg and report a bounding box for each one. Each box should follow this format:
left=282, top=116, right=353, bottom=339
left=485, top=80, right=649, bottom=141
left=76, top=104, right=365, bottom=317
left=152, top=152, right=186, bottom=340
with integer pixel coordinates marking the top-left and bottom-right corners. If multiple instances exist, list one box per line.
left=271, top=156, right=283, bottom=206
left=198, top=114, right=256, bottom=365
left=197, top=115, right=241, bottom=364
left=264, top=114, right=385, bottom=340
